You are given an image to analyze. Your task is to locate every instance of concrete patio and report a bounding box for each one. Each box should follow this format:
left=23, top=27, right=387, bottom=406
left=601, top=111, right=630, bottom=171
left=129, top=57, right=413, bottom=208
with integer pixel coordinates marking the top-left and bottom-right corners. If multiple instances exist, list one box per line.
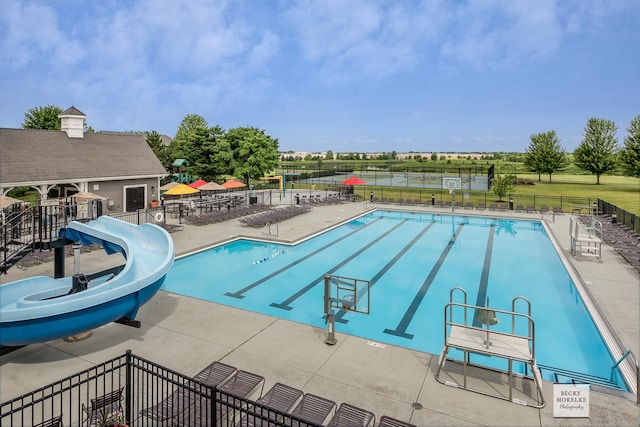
left=1, top=200, right=638, bottom=426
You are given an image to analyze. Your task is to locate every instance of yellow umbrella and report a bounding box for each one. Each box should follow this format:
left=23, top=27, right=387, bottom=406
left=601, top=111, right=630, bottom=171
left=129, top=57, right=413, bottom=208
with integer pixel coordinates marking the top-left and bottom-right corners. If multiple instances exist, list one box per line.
left=163, top=183, right=200, bottom=196
left=0, top=195, right=22, bottom=208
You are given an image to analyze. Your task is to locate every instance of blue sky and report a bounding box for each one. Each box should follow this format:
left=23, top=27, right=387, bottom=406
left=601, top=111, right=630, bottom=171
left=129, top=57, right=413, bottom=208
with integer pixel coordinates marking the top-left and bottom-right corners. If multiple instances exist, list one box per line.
left=1, top=1, right=638, bottom=153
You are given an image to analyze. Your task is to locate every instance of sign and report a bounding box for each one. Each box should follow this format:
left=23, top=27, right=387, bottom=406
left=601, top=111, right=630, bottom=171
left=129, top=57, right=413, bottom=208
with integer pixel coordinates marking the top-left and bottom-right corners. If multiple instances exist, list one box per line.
left=553, top=384, right=589, bottom=418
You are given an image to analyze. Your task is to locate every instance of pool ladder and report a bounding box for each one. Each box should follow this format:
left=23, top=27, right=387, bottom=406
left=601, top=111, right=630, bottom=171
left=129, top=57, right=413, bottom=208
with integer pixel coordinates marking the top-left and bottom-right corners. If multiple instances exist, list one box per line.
left=611, top=350, right=639, bottom=404
left=262, top=223, right=278, bottom=238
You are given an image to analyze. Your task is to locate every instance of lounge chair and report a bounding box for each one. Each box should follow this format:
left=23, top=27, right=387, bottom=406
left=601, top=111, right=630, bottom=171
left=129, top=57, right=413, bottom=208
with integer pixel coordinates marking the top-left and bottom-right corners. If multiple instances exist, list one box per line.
left=488, top=203, right=498, bottom=211
left=476, top=203, right=486, bottom=210
left=179, top=370, right=265, bottom=426
left=82, top=387, right=124, bottom=427
left=236, top=382, right=303, bottom=426
left=158, top=222, right=184, bottom=233
left=141, top=361, right=237, bottom=422
left=526, top=206, right=536, bottom=214
left=514, top=204, right=525, bottom=212
left=378, top=415, right=417, bottom=427
left=552, top=207, right=563, bottom=215
left=463, top=202, right=474, bottom=209
left=286, top=393, right=336, bottom=426
left=327, top=402, right=375, bottom=427
left=33, top=415, right=63, bottom=427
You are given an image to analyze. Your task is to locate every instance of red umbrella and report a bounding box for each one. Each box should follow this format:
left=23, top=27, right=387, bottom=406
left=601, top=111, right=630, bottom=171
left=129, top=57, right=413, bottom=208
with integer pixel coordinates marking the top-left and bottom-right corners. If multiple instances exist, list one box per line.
left=188, top=179, right=208, bottom=188
left=222, top=179, right=247, bottom=189
left=342, top=176, right=366, bottom=185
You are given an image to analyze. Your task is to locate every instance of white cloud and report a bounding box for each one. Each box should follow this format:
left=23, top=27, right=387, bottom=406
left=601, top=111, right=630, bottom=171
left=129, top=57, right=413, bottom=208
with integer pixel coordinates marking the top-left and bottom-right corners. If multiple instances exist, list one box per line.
left=439, top=0, right=564, bottom=70
left=0, top=2, right=65, bottom=68
left=284, top=0, right=444, bottom=80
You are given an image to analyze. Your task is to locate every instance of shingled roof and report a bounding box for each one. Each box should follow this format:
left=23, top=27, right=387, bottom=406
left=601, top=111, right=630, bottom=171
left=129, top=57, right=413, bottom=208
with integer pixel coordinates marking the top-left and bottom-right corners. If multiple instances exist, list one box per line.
left=0, top=128, right=167, bottom=186
left=59, top=106, right=86, bottom=116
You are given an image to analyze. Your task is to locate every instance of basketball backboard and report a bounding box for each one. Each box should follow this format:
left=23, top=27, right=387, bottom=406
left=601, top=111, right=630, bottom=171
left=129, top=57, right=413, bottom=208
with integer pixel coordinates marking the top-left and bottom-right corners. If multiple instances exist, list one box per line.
left=442, top=177, right=462, bottom=194
left=323, top=274, right=370, bottom=315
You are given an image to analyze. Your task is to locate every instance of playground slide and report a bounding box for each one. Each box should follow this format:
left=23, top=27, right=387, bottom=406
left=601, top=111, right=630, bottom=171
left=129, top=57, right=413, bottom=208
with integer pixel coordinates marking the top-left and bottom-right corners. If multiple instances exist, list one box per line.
left=0, top=216, right=174, bottom=346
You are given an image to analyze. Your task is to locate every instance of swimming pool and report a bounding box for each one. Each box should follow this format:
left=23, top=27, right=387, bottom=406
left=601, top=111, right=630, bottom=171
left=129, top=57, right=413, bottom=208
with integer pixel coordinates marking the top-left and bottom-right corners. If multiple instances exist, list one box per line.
left=162, top=210, right=628, bottom=391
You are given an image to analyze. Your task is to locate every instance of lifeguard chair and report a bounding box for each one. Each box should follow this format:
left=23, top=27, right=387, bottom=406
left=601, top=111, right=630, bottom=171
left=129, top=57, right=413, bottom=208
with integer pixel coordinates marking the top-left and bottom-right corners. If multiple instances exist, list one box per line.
left=435, top=287, right=545, bottom=408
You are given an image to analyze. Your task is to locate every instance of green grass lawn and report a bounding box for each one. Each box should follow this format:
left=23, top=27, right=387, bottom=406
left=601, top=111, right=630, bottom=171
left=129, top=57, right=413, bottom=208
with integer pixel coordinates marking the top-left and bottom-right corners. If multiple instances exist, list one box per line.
left=514, top=174, right=639, bottom=214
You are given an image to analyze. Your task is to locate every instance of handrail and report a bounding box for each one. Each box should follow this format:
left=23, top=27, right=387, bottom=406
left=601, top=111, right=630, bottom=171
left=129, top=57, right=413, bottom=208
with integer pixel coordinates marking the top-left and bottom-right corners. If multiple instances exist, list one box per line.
left=512, top=296, right=532, bottom=337
left=611, top=349, right=639, bottom=405
left=261, top=222, right=278, bottom=238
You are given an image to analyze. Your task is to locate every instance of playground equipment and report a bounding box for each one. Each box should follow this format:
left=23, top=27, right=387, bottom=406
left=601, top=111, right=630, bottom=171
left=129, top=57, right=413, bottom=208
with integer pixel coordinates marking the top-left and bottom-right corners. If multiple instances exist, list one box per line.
left=170, top=159, right=196, bottom=184
left=259, top=173, right=301, bottom=197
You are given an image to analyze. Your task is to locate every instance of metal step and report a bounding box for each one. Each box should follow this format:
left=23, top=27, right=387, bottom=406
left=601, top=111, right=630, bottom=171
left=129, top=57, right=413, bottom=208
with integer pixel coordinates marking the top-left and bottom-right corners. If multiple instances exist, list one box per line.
left=537, top=364, right=622, bottom=390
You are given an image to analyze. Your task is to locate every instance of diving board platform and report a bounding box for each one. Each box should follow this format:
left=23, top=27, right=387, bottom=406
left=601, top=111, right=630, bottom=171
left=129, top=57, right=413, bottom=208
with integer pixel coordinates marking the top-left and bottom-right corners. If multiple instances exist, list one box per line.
left=435, top=288, right=545, bottom=408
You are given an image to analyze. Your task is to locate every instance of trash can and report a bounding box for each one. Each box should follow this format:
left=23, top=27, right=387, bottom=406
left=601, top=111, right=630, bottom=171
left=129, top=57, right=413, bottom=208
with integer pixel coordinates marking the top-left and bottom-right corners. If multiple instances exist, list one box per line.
left=249, top=196, right=257, bottom=205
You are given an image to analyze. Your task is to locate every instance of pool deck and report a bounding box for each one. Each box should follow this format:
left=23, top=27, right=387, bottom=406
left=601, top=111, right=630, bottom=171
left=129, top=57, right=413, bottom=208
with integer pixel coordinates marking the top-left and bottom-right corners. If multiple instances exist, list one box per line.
left=1, top=201, right=639, bottom=426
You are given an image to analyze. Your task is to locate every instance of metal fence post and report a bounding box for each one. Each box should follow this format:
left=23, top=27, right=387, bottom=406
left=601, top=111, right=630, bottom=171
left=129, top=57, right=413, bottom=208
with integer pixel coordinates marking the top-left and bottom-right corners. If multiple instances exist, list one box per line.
left=125, top=350, right=132, bottom=425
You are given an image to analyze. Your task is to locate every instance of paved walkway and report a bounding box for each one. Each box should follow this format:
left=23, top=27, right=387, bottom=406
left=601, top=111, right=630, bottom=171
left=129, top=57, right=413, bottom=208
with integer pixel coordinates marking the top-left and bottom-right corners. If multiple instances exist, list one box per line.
left=1, top=202, right=638, bottom=426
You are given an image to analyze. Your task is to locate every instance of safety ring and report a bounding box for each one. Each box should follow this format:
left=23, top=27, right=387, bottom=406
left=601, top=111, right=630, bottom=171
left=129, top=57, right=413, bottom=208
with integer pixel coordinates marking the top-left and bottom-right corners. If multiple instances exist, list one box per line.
left=154, top=212, right=164, bottom=222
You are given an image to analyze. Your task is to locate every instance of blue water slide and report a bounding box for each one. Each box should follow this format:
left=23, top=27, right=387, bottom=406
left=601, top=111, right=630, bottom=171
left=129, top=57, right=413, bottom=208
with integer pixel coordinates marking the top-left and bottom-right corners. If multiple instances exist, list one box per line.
left=0, top=216, right=174, bottom=346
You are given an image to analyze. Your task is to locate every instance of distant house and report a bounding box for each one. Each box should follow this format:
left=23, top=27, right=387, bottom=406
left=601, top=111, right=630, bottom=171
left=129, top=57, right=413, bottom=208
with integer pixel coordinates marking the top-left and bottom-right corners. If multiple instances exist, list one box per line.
left=0, top=106, right=168, bottom=212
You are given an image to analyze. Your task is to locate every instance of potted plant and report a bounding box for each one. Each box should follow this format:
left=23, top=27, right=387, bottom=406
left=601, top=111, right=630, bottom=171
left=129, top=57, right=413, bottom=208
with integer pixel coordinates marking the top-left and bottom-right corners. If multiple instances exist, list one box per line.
left=98, top=412, right=128, bottom=427
left=149, top=199, right=160, bottom=208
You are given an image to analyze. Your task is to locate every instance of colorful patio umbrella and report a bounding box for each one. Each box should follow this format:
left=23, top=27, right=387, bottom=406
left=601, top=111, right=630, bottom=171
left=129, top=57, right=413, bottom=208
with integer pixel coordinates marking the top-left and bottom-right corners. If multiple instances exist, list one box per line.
left=160, top=182, right=179, bottom=191
left=222, top=179, right=247, bottom=189
left=188, top=179, right=208, bottom=188
left=198, top=181, right=226, bottom=191
left=70, top=191, right=107, bottom=200
left=342, top=176, right=366, bottom=185
left=163, top=183, right=200, bottom=196
left=0, top=195, right=22, bottom=209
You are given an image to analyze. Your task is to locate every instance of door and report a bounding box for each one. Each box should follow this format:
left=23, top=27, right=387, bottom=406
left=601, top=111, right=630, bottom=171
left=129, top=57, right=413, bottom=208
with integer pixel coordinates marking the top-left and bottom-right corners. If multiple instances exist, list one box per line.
left=125, top=186, right=145, bottom=212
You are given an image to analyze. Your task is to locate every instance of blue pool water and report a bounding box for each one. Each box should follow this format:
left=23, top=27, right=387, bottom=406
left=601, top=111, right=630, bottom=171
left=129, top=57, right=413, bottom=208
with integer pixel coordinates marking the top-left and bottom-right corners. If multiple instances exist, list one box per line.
left=162, top=210, right=628, bottom=391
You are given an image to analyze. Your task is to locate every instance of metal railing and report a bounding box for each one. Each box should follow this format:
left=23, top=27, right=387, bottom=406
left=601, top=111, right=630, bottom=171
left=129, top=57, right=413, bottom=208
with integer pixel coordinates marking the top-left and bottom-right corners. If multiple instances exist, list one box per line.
left=0, top=351, right=321, bottom=427
left=597, top=200, right=639, bottom=235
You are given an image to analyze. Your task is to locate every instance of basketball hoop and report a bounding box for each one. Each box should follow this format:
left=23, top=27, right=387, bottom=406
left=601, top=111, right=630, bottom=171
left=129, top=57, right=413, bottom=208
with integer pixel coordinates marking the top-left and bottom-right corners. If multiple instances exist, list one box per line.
left=443, top=178, right=461, bottom=212
left=448, top=180, right=457, bottom=195
left=323, top=274, right=370, bottom=345
left=442, top=177, right=462, bottom=193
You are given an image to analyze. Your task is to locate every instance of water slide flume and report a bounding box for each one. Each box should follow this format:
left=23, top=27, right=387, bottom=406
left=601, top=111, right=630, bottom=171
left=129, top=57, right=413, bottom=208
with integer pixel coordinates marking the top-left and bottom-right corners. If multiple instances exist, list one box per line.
left=0, top=216, right=175, bottom=347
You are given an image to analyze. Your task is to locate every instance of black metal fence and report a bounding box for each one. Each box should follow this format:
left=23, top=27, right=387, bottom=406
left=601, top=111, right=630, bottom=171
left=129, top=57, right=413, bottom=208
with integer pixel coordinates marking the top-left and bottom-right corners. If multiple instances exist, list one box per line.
left=0, top=351, right=321, bottom=427
left=598, top=200, right=640, bottom=235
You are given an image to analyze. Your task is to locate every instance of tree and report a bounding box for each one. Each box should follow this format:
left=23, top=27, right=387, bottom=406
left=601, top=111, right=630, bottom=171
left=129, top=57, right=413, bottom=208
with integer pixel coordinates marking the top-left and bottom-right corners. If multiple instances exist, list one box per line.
left=325, top=150, right=334, bottom=160
left=619, top=115, right=640, bottom=178
left=523, top=131, right=567, bottom=182
left=431, top=153, right=438, bottom=162
left=146, top=131, right=171, bottom=170
left=573, top=118, right=619, bottom=184
left=491, top=174, right=515, bottom=201
left=226, top=127, right=279, bottom=184
left=22, top=105, right=63, bottom=130
left=170, top=114, right=209, bottom=162
left=198, top=126, right=232, bottom=181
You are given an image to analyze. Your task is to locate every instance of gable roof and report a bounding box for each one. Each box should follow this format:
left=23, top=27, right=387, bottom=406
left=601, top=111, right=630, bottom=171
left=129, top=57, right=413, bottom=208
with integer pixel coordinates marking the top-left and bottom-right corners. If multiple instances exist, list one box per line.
left=0, top=128, right=167, bottom=186
left=59, top=106, right=86, bottom=117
